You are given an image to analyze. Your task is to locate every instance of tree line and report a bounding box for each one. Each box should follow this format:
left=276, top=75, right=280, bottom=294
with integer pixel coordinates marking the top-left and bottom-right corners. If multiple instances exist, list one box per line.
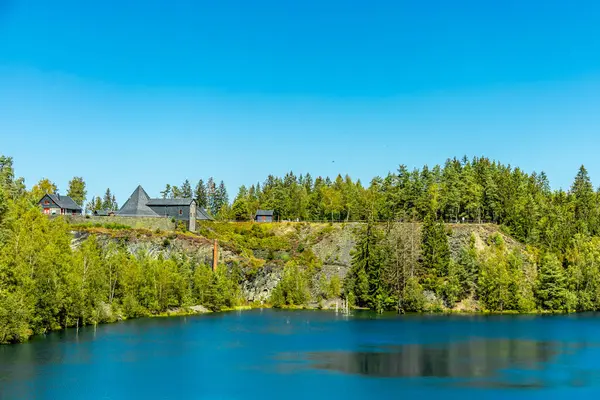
left=160, top=178, right=229, bottom=217
left=22, top=154, right=600, bottom=255
left=232, top=157, right=599, bottom=252
left=0, top=156, right=241, bottom=343
left=4, top=151, right=600, bottom=341
left=342, top=217, right=598, bottom=314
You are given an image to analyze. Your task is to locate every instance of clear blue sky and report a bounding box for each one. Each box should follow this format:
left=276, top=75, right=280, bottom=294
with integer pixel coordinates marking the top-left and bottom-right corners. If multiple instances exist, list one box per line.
left=1, top=0, right=600, bottom=203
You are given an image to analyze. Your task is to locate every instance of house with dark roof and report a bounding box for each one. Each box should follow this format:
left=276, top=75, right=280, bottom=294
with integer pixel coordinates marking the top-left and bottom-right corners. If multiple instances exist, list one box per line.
left=255, top=209, right=274, bottom=223
left=93, top=209, right=116, bottom=217
left=39, top=194, right=83, bottom=216
left=117, top=186, right=213, bottom=231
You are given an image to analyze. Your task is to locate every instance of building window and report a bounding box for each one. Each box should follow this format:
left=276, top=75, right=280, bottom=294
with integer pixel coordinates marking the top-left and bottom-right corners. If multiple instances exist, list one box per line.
left=44, top=200, right=49, bottom=205
left=179, top=209, right=183, bottom=215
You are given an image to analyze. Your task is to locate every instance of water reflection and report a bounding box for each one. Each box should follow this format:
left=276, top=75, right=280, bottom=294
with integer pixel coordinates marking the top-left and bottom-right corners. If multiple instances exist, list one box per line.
left=301, top=339, right=588, bottom=380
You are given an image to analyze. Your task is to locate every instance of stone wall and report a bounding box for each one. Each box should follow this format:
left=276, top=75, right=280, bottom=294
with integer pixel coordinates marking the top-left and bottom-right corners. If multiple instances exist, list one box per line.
left=67, top=215, right=176, bottom=231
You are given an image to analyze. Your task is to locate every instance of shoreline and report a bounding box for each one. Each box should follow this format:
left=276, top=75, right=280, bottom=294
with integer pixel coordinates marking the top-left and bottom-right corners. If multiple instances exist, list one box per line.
left=2, top=305, right=573, bottom=346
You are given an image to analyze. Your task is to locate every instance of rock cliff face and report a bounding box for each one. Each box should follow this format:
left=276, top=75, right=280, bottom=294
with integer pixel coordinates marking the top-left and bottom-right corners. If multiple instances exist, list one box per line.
left=241, top=265, right=282, bottom=303
left=72, top=222, right=518, bottom=304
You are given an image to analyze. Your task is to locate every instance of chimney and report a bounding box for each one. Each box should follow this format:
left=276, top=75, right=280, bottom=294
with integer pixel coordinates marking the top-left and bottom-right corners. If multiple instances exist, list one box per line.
left=212, top=239, right=218, bottom=272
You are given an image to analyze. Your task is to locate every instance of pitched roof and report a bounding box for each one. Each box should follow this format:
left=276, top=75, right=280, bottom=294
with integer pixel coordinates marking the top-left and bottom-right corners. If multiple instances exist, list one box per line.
left=147, top=198, right=194, bottom=206
left=44, top=194, right=82, bottom=211
left=94, top=209, right=115, bottom=216
left=117, top=186, right=160, bottom=217
left=196, top=207, right=214, bottom=221
left=256, top=209, right=274, bottom=216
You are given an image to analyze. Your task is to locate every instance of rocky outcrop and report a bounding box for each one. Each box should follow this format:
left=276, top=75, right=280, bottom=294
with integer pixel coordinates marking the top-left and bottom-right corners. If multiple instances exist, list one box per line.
left=71, top=222, right=519, bottom=305
left=241, top=264, right=282, bottom=302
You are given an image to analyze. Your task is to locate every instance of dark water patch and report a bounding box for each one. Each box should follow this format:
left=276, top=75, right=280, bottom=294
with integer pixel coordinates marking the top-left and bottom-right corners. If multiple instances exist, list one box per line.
left=297, top=339, right=594, bottom=382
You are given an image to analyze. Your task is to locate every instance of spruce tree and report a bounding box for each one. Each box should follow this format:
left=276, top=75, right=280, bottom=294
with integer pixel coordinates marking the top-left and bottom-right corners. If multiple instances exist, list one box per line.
left=111, top=195, right=118, bottom=211
left=348, top=223, right=386, bottom=310
left=570, top=165, right=595, bottom=234
left=536, top=253, right=568, bottom=312
left=207, top=178, right=216, bottom=215
left=420, top=213, right=450, bottom=294
left=217, top=181, right=229, bottom=209
left=194, top=179, right=208, bottom=208
left=102, top=189, right=113, bottom=210
left=181, top=179, right=193, bottom=198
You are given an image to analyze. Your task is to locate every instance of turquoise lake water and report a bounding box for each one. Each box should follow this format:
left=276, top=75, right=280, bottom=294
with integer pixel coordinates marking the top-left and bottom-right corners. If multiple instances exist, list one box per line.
left=2, top=310, right=600, bottom=399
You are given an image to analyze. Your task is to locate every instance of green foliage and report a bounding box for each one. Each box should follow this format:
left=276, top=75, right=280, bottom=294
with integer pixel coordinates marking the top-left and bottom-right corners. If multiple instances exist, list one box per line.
left=200, top=221, right=293, bottom=255
left=101, top=188, right=118, bottom=211
left=270, top=264, right=310, bottom=307
left=402, top=277, right=426, bottom=312
left=456, top=234, right=479, bottom=297
left=566, top=235, right=600, bottom=311
left=327, top=275, right=342, bottom=298
left=194, top=179, right=208, bottom=208
left=67, top=177, right=87, bottom=207
left=420, top=214, right=451, bottom=294
left=536, top=253, right=569, bottom=312
left=477, top=242, right=514, bottom=312
left=204, top=267, right=241, bottom=311
left=72, top=222, right=131, bottom=230
left=0, top=292, right=31, bottom=343
left=7, top=150, right=600, bottom=341
left=31, top=178, right=57, bottom=201
left=0, top=190, right=243, bottom=343
left=344, top=223, right=393, bottom=312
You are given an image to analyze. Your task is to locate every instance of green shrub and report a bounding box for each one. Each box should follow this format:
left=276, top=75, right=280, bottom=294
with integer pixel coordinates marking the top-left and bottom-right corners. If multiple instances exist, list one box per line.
left=270, top=265, right=310, bottom=307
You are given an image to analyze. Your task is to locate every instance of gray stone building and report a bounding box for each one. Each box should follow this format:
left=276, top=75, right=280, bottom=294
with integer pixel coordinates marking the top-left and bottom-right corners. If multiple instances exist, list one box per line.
left=117, top=185, right=213, bottom=231
left=39, top=194, right=83, bottom=216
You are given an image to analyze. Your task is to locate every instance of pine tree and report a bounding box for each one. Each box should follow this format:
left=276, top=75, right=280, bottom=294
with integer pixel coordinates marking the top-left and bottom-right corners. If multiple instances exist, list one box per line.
left=194, top=179, right=208, bottom=208
left=420, top=213, right=451, bottom=294
left=102, top=189, right=113, bottom=210
left=170, top=186, right=181, bottom=199
left=86, top=196, right=103, bottom=212
left=161, top=184, right=171, bottom=199
left=207, top=178, right=216, bottom=215
left=0, top=187, right=8, bottom=238
left=570, top=165, right=595, bottom=234
left=217, top=181, right=229, bottom=209
left=347, top=223, right=386, bottom=311
left=0, top=155, right=25, bottom=200
left=231, top=186, right=249, bottom=221
left=111, top=195, right=118, bottom=211
left=441, top=158, right=462, bottom=222
left=0, top=156, right=16, bottom=193
left=181, top=180, right=192, bottom=198
left=536, top=253, right=568, bottom=312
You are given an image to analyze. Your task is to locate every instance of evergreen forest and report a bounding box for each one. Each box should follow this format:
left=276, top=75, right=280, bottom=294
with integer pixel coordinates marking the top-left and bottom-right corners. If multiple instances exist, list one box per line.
left=3, top=153, right=600, bottom=344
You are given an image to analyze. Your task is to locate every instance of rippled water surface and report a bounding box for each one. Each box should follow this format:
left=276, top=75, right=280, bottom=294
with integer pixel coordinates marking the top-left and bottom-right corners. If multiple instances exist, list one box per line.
left=2, top=310, right=600, bottom=399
